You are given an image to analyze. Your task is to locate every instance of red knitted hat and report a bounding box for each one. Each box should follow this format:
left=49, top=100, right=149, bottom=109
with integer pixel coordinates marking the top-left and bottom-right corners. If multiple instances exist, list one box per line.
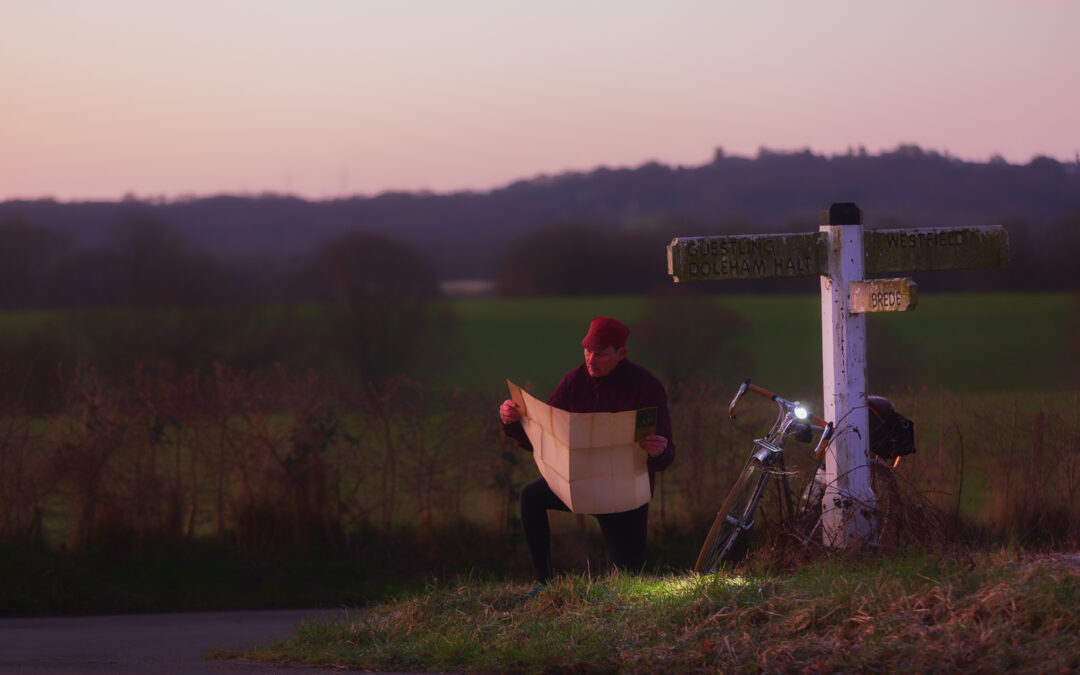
left=581, top=317, right=629, bottom=351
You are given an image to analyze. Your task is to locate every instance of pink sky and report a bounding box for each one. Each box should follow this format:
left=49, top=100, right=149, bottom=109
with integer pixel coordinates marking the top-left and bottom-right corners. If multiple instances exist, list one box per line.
left=2, top=0, right=1077, bottom=201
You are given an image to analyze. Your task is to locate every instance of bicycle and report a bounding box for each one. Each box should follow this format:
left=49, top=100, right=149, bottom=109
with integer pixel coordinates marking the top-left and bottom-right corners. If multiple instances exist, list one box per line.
left=694, top=379, right=902, bottom=574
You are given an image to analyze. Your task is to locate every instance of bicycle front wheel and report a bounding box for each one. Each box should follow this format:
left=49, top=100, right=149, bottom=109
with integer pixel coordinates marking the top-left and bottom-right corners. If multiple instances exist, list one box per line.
left=694, top=457, right=771, bottom=574
left=793, top=472, right=826, bottom=544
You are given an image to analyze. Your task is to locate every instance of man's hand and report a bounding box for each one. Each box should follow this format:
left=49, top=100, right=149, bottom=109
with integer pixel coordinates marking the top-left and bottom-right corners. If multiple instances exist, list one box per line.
left=640, top=434, right=668, bottom=457
left=499, top=399, right=521, bottom=424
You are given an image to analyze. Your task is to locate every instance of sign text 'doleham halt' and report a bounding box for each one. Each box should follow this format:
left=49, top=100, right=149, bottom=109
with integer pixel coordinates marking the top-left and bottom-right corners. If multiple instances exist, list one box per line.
left=667, top=225, right=1008, bottom=283
left=667, top=232, right=826, bottom=282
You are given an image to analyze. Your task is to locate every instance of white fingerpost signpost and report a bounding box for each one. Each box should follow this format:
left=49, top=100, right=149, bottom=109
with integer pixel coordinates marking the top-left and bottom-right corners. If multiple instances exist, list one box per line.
left=818, top=203, right=874, bottom=545
left=666, top=202, right=1009, bottom=548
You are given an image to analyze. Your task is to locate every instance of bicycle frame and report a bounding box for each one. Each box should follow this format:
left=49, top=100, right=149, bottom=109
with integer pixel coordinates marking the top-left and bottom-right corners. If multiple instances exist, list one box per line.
left=694, top=380, right=834, bottom=573
left=736, top=380, right=833, bottom=527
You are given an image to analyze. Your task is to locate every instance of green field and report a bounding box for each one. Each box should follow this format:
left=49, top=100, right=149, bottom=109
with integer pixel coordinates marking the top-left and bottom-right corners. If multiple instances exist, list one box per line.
left=0, top=292, right=1074, bottom=397
left=441, top=292, right=1078, bottom=395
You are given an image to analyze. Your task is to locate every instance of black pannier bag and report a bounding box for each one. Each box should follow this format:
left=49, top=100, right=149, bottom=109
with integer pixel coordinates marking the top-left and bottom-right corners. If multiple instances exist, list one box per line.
left=867, top=395, right=916, bottom=460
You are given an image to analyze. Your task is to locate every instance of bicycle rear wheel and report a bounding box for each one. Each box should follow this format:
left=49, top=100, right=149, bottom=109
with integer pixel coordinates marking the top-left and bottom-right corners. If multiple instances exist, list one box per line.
left=694, top=457, right=771, bottom=574
left=869, top=460, right=901, bottom=547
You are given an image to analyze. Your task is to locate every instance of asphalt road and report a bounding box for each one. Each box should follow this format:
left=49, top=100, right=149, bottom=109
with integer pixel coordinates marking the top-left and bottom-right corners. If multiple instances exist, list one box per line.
left=0, top=608, right=403, bottom=674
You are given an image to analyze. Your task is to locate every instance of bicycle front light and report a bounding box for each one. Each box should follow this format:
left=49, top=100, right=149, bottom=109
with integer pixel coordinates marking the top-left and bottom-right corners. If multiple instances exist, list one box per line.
left=795, top=406, right=808, bottom=420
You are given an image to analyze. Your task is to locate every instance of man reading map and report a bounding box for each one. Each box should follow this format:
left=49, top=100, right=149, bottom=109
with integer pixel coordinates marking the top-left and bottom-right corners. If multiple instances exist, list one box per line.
left=500, top=317, right=676, bottom=591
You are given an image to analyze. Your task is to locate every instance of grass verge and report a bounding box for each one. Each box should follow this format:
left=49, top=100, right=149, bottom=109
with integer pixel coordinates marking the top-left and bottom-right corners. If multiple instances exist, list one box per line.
left=218, top=549, right=1080, bottom=673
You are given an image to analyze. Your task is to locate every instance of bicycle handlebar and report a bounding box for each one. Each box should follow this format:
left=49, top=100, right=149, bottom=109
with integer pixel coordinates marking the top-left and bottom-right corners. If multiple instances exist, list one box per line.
left=728, top=378, right=829, bottom=428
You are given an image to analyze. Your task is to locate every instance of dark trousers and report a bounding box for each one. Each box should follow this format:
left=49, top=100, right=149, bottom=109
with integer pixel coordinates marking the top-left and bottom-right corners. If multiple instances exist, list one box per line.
left=520, top=475, right=649, bottom=582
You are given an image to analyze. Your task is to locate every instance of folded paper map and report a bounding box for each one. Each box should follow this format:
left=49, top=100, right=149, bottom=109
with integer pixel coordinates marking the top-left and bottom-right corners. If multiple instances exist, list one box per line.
left=508, top=380, right=654, bottom=514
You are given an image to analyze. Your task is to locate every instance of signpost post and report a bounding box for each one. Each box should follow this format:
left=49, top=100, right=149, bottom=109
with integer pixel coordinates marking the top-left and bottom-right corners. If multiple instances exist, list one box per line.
left=666, top=203, right=1008, bottom=547
left=818, top=204, right=874, bottom=546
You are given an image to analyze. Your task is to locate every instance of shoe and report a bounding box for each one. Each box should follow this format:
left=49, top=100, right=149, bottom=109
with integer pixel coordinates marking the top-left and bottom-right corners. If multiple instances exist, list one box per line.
left=526, top=582, right=547, bottom=598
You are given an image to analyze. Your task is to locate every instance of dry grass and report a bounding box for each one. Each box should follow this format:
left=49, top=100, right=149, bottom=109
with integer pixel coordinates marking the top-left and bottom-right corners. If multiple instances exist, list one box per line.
left=224, top=547, right=1080, bottom=673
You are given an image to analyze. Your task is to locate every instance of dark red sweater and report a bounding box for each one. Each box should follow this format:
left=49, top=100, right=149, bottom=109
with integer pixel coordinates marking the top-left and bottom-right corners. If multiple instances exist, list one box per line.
left=503, top=359, right=676, bottom=492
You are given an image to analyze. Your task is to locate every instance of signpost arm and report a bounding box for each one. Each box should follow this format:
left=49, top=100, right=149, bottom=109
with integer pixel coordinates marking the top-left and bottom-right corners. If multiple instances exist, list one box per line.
left=819, top=203, right=875, bottom=547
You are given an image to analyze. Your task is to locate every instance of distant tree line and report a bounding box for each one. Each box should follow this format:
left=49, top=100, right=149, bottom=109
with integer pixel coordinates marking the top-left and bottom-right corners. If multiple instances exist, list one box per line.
left=0, top=212, right=451, bottom=406
left=0, top=213, right=229, bottom=310
left=494, top=212, right=1080, bottom=295
left=4, top=207, right=1078, bottom=315
left=3, top=144, right=1079, bottom=283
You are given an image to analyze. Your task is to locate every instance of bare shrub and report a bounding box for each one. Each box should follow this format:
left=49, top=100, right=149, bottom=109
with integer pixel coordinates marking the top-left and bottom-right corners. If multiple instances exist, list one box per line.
left=0, top=390, right=47, bottom=541
left=980, top=398, right=1080, bottom=547
left=662, top=382, right=749, bottom=531
left=49, top=365, right=134, bottom=553
left=212, top=366, right=348, bottom=554
left=2, top=362, right=1075, bottom=574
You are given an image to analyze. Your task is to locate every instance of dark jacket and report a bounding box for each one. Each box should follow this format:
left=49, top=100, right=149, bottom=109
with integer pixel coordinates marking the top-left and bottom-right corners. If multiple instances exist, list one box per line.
left=503, top=358, right=675, bottom=493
